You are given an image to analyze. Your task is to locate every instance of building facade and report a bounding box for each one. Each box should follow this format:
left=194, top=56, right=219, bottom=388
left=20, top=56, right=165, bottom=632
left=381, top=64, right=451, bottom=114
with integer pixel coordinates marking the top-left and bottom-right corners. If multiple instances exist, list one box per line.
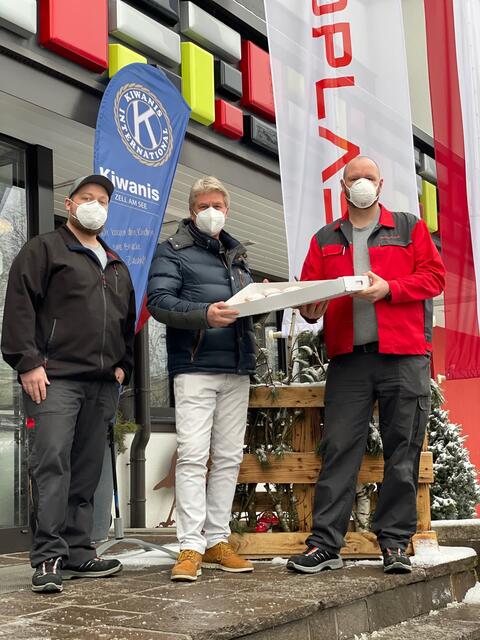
left=0, top=0, right=458, bottom=553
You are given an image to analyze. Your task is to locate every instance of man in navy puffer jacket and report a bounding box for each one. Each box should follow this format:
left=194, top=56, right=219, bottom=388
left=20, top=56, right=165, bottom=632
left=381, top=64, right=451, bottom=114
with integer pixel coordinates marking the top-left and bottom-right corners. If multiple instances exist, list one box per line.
left=147, top=176, right=255, bottom=581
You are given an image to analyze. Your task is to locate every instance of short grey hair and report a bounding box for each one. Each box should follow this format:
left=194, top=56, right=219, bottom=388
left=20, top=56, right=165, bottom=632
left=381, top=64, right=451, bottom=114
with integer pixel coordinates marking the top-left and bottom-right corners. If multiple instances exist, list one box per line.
left=188, top=176, right=231, bottom=211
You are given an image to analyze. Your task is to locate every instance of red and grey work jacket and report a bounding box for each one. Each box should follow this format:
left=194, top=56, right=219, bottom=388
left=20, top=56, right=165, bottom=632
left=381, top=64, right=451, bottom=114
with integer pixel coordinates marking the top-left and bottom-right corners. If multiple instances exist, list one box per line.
left=300, top=205, right=446, bottom=358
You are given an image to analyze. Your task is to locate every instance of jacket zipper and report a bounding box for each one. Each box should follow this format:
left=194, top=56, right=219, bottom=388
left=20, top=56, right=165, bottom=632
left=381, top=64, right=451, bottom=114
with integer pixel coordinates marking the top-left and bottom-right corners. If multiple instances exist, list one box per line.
left=113, top=264, right=119, bottom=294
left=100, top=270, right=107, bottom=370
left=191, top=329, right=205, bottom=362
left=237, top=267, right=246, bottom=289
left=44, top=319, right=57, bottom=366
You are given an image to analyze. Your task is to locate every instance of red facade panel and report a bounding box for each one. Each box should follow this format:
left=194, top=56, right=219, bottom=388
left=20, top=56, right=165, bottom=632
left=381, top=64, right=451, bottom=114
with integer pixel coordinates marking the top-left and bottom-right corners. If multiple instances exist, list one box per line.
left=240, top=40, right=275, bottom=122
left=39, top=0, right=108, bottom=72
left=213, top=99, right=244, bottom=140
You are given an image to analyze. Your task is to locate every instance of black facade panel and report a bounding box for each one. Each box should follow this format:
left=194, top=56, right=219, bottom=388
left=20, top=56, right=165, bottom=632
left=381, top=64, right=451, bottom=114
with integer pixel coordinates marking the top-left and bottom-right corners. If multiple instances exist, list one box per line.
left=158, top=66, right=182, bottom=92
left=414, top=147, right=421, bottom=170
left=243, top=115, right=278, bottom=156
left=127, top=0, right=179, bottom=24
left=215, top=60, right=243, bottom=99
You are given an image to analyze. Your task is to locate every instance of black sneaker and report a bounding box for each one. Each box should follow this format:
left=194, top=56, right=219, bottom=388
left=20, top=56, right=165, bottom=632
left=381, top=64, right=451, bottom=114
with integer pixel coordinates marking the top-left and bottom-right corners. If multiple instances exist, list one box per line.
left=62, top=557, right=122, bottom=580
left=382, top=548, right=412, bottom=574
left=287, top=546, right=343, bottom=574
left=32, top=558, right=63, bottom=593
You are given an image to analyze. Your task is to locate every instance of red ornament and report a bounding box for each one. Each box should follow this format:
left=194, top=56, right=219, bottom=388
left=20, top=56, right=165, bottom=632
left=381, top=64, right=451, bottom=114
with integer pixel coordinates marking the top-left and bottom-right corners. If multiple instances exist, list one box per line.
left=255, top=510, right=279, bottom=533
left=25, top=417, right=35, bottom=429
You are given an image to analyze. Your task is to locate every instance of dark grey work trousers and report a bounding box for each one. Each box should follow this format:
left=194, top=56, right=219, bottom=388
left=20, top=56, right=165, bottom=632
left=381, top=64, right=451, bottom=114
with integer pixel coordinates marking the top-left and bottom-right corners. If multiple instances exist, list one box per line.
left=307, top=352, right=431, bottom=553
left=23, top=379, right=119, bottom=568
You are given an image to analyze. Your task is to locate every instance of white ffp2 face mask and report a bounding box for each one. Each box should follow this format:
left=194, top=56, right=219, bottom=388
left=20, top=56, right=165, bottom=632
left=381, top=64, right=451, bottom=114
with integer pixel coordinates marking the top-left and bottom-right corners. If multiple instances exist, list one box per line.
left=71, top=199, right=108, bottom=230
left=194, top=207, right=226, bottom=236
left=345, top=178, right=379, bottom=209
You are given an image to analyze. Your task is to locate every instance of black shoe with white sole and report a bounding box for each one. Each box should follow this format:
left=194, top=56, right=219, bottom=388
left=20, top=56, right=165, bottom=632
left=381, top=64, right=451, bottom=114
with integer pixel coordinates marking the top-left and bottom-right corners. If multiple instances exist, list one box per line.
left=32, top=558, right=63, bottom=593
left=287, top=546, right=343, bottom=574
left=62, top=557, right=122, bottom=580
left=382, top=548, right=412, bottom=574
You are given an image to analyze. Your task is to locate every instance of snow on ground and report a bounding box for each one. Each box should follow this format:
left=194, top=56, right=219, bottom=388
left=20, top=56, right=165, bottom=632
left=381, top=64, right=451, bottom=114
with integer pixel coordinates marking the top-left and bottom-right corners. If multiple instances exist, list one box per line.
left=106, top=543, right=475, bottom=570
left=346, top=546, right=476, bottom=569
left=431, top=519, right=480, bottom=527
left=107, top=544, right=179, bottom=568
left=411, top=545, right=476, bottom=567
left=464, top=582, right=480, bottom=604
left=346, top=559, right=382, bottom=567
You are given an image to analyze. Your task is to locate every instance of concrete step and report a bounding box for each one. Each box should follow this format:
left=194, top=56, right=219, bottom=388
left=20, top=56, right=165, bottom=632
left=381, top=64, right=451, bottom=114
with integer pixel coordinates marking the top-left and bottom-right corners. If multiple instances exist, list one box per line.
left=0, top=550, right=477, bottom=639
left=355, top=604, right=480, bottom=639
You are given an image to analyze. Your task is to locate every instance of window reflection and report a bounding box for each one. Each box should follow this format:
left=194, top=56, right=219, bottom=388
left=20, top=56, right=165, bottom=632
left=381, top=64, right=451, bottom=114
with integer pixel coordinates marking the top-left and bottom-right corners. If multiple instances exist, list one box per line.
left=149, top=319, right=170, bottom=407
left=0, top=139, right=29, bottom=530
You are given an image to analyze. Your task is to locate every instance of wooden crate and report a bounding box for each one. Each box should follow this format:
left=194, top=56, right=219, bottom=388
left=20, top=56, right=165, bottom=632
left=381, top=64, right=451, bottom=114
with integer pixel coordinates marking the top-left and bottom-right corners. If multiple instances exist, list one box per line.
left=229, top=385, right=436, bottom=558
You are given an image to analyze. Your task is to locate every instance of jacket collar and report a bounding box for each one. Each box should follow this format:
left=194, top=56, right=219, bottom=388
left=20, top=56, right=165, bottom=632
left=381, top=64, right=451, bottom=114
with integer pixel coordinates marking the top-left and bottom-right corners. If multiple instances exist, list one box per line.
left=58, top=224, right=121, bottom=263
left=334, top=203, right=395, bottom=231
left=169, top=219, right=246, bottom=256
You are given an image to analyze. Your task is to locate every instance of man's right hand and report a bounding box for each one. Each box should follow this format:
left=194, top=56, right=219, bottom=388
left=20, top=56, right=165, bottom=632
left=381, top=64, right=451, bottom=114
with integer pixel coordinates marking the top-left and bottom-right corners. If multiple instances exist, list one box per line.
left=20, top=366, right=50, bottom=404
left=299, top=300, right=329, bottom=321
left=207, top=302, right=239, bottom=328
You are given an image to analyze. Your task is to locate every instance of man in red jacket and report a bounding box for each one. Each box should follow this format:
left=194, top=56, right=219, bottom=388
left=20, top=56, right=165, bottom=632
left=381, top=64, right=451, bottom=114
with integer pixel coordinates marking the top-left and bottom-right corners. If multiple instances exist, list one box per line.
left=287, top=156, right=445, bottom=575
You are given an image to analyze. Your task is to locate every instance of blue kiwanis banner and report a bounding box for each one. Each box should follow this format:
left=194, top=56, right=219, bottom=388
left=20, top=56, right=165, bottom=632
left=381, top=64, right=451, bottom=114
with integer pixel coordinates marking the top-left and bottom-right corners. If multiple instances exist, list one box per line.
left=94, top=63, right=190, bottom=324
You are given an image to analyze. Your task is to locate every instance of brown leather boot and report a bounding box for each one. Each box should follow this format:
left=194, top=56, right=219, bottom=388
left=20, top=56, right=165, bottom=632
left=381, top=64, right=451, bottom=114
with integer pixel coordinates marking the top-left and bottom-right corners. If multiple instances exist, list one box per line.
left=202, top=542, right=254, bottom=573
left=171, top=549, right=202, bottom=581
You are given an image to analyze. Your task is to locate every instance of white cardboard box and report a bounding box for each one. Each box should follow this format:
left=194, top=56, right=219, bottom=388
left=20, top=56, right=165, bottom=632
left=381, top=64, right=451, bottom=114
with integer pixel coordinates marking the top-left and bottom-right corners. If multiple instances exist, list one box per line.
left=225, top=276, right=370, bottom=318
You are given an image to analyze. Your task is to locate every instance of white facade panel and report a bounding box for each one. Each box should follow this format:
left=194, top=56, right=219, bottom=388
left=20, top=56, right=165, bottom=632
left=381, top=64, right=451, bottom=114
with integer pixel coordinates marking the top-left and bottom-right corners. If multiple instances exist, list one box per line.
left=109, top=0, right=181, bottom=66
left=180, top=1, right=241, bottom=63
left=0, top=0, right=36, bottom=38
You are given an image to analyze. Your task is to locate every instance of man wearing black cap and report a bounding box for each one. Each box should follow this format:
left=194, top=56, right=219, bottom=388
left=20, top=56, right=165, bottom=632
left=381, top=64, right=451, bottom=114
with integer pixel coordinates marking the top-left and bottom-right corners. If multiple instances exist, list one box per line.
left=1, top=175, right=136, bottom=593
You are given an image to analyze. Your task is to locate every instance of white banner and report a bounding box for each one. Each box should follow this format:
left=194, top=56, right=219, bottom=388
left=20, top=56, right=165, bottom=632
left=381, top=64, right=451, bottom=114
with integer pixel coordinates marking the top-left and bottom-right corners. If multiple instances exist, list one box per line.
left=453, top=0, right=480, bottom=330
left=264, top=0, right=419, bottom=288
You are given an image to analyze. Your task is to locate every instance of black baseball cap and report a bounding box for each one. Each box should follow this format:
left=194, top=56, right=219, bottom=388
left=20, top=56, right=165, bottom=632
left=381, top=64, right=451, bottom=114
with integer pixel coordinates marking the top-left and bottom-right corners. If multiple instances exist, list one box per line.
left=68, top=174, right=114, bottom=200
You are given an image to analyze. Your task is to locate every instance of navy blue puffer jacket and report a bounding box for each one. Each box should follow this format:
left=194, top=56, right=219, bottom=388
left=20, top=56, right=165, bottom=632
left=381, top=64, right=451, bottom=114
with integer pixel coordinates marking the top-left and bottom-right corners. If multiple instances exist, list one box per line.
left=147, top=219, right=256, bottom=376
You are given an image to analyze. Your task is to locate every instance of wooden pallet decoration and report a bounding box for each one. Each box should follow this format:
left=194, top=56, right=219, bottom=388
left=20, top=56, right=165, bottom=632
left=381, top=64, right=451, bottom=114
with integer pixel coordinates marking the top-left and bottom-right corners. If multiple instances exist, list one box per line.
left=229, top=385, right=436, bottom=558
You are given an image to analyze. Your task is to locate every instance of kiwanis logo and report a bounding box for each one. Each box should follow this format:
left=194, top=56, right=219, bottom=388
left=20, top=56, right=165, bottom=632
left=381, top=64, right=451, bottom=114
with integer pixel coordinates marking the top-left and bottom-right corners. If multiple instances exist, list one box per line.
left=114, top=83, right=173, bottom=167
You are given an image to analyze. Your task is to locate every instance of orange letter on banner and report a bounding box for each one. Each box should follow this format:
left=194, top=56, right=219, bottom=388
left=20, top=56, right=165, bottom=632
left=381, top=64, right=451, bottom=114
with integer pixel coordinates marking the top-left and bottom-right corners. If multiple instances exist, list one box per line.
left=318, top=126, right=360, bottom=182
left=312, top=0, right=347, bottom=16
left=312, top=23, right=352, bottom=68
left=315, top=77, right=354, bottom=119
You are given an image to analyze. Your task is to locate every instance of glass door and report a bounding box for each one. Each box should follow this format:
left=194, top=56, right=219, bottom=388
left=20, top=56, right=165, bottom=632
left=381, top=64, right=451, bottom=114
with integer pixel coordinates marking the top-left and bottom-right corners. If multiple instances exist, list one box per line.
left=0, top=137, right=30, bottom=552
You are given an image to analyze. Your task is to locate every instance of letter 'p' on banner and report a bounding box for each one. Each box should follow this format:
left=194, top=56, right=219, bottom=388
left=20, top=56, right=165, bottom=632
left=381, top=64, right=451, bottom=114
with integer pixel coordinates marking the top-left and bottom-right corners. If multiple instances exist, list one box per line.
left=94, top=63, right=190, bottom=330
left=264, top=0, right=419, bottom=287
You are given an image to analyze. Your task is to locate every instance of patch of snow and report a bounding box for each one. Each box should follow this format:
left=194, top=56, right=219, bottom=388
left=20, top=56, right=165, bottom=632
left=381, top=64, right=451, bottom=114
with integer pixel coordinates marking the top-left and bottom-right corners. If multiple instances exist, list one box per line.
left=288, top=381, right=326, bottom=387
left=411, top=538, right=443, bottom=566
left=107, top=544, right=179, bottom=568
left=346, top=559, right=382, bottom=567
left=432, top=519, right=480, bottom=527
left=270, top=557, right=289, bottom=565
left=412, top=545, right=476, bottom=567
left=464, top=582, right=480, bottom=604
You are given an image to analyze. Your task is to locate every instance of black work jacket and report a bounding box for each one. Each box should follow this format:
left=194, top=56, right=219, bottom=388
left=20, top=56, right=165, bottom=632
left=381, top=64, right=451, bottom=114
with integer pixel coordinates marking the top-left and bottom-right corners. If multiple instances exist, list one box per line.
left=1, top=225, right=136, bottom=383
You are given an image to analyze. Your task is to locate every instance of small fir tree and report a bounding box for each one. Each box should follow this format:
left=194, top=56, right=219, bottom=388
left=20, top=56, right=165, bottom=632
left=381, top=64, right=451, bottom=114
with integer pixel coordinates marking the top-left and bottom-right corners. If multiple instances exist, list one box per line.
left=429, top=380, right=480, bottom=519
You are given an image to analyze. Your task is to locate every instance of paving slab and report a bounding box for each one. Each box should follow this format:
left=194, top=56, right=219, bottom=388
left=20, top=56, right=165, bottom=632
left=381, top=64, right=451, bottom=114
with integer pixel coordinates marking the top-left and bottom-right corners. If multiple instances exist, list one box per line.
left=0, top=556, right=27, bottom=567
left=0, top=618, right=190, bottom=640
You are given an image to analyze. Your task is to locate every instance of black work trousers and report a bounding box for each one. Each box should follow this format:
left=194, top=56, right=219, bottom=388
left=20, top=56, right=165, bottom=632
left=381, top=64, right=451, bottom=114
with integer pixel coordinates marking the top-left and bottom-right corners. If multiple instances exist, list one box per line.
left=307, top=352, right=431, bottom=553
left=24, top=379, right=119, bottom=568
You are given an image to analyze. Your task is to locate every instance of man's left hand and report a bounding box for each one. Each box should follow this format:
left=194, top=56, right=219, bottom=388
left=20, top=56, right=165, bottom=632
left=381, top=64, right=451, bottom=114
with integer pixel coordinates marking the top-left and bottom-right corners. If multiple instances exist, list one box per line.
left=353, top=271, right=390, bottom=303
left=114, top=367, right=125, bottom=385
